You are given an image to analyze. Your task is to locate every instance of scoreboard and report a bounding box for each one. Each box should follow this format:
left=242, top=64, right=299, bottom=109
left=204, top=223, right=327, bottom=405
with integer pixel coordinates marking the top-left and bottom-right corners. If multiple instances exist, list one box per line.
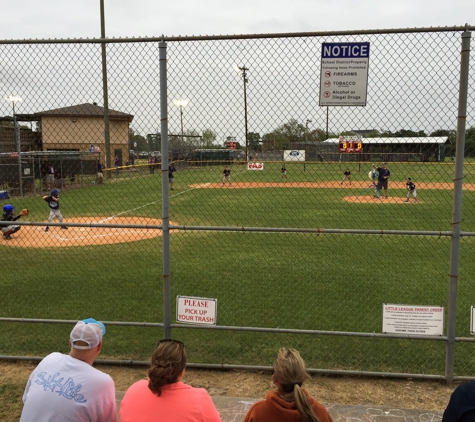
left=338, top=138, right=363, bottom=153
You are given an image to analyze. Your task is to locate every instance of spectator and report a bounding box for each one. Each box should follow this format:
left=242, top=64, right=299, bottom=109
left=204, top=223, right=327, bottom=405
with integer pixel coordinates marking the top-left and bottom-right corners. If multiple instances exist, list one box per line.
left=150, top=156, right=156, bottom=174
left=120, top=339, right=221, bottom=422
left=19, top=318, right=116, bottom=422
left=45, top=162, right=55, bottom=190
left=97, top=161, right=104, bottom=184
left=442, top=380, right=475, bottom=421
left=243, top=347, right=333, bottom=422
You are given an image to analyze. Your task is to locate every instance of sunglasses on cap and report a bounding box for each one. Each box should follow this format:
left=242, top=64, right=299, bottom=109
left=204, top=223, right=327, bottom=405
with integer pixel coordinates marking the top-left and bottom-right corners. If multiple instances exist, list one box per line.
left=157, top=338, right=184, bottom=347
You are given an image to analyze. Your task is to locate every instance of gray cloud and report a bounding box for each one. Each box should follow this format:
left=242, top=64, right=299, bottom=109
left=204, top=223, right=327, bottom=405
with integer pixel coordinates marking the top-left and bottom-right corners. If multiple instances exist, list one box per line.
left=0, top=0, right=472, bottom=40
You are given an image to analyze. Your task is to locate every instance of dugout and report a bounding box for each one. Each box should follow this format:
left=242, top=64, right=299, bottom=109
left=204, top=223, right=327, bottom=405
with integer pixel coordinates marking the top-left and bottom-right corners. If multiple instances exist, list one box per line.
left=0, top=150, right=100, bottom=196
left=320, top=137, right=448, bottom=162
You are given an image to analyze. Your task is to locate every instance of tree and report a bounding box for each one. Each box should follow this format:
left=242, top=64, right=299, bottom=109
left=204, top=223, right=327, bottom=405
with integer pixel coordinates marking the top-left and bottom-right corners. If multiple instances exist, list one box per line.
left=262, top=119, right=327, bottom=151
left=202, top=129, right=217, bottom=148
left=247, top=132, right=261, bottom=152
left=146, top=133, right=160, bottom=152
left=393, top=129, right=427, bottom=137
left=129, top=127, right=147, bottom=151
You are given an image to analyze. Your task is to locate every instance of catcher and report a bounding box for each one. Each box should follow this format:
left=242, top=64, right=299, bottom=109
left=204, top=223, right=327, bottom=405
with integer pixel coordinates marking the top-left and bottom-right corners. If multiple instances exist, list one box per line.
left=1, top=204, right=29, bottom=240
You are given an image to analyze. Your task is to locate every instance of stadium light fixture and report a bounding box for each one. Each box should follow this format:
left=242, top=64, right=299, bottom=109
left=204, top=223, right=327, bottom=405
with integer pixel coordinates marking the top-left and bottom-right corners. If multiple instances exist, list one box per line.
left=173, top=99, right=189, bottom=143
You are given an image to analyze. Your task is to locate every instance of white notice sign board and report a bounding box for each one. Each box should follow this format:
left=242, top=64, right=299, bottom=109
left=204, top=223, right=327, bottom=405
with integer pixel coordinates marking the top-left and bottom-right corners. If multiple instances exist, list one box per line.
left=382, top=304, right=444, bottom=336
left=470, top=306, right=475, bottom=334
left=320, top=42, right=370, bottom=106
left=176, top=295, right=217, bottom=325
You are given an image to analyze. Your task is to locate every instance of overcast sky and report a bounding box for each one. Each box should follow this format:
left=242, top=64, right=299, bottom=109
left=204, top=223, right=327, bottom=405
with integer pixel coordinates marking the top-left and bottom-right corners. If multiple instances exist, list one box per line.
left=0, top=0, right=473, bottom=40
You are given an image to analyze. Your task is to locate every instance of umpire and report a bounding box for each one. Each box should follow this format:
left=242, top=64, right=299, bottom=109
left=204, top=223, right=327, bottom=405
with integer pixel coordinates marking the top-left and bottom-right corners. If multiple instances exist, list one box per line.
left=372, top=162, right=390, bottom=198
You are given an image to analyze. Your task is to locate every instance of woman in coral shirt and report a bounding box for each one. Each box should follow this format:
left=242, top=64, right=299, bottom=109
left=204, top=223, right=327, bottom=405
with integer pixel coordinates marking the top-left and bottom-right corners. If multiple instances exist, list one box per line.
left=120, top=339, right=221, bottom=422
left=244, top=348, right=333, bottom=422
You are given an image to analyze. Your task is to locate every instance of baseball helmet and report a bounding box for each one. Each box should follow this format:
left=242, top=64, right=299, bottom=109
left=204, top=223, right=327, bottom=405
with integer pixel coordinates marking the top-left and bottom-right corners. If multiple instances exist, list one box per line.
left=51, top=189, right=60, bottom=196
left=3, top=204, right=14, bottom=214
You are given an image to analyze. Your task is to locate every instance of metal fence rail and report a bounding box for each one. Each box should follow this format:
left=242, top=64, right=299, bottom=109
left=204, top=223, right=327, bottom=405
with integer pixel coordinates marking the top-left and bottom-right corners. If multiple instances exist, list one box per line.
left=0, top=26, right=474, bottom=381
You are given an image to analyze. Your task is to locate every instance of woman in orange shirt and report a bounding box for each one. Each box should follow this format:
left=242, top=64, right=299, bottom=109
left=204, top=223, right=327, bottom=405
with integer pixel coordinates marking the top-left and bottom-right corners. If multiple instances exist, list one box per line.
left=120, top=339, right=221, bottom=422
left=244, top=348, right=333, bottom=422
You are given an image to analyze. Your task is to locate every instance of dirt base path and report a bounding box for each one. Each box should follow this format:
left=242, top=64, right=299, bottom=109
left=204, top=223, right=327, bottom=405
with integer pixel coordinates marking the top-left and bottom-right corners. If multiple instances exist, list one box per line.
left=2, top=217, right=167, bottom=248
left=191, top=181, right=472, bottom=190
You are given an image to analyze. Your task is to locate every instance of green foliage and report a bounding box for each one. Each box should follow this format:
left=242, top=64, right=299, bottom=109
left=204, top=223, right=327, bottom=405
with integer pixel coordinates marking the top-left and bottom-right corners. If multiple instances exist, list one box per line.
left=247, top=132, right=261, bottom=151
left=262, top=119, right=314, bottom=150
left=202, top=129, right=217, bottom=147
left=129, top=127, right=147, bottom=151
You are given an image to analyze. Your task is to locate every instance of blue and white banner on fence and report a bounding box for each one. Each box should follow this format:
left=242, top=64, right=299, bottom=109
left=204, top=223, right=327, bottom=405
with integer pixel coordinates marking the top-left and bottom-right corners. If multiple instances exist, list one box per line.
left=319, top=42, right=370, bottom=107
left=284, top=150, right=306, bottom=161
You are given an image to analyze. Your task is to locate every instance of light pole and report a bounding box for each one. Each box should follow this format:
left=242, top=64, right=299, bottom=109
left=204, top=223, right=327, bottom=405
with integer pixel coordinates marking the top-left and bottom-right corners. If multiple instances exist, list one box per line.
left=173, top=99, right=189, bottom=144
left=305, top=119, right=312, bottom=143
left=233, top=64, right=249, bottom=161
left=6, top=95, right=23, bottom=196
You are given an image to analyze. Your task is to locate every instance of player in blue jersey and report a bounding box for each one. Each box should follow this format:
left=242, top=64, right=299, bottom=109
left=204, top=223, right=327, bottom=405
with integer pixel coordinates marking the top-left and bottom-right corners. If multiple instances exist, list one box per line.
left=43, top=189, right=68, bottom=232
left=404, top=178, right=418, bottom=203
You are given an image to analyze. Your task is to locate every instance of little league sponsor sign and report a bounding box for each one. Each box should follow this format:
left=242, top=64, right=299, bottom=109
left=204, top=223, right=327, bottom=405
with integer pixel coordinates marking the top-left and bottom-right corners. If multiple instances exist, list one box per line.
left=247, top=162, right=264, bottom=170
left=382, top=304, right=444, bottom=336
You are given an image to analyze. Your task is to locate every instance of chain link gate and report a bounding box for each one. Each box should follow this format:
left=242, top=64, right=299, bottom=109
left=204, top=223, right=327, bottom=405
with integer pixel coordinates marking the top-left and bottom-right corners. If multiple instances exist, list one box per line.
left=0, top=26, right=474, bottom=380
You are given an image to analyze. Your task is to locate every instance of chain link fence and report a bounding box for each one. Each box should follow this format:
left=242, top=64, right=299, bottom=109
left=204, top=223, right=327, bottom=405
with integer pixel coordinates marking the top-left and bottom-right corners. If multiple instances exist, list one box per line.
left=0, top=26, right=474, bottom=380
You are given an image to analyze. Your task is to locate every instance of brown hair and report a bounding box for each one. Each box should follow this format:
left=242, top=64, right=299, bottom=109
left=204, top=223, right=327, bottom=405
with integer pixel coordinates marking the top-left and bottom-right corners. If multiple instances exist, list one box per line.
left=147, top=340, right=186, bottom=396
left=273, top=348, right=320, bottom=422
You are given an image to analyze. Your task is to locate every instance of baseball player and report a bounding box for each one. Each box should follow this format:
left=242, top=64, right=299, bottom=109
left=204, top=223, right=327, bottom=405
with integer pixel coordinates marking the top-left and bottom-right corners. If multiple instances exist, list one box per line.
left=222, top=166, right=231, bottom=186
left=43, top=189, right=68, bottom=232
left=281, top=165, right=287, bottom=179
left=404, top=178, right=418, bottom=203
left=1, top=205, right=28, bottom=240
left=341, top=168, right=352, bottom=185
left=168, top=162, right=176, bottom=190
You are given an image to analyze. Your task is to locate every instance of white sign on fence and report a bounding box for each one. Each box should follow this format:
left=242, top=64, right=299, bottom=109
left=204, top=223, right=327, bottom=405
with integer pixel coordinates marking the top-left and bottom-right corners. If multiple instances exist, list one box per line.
left=176, top=295, right=217, bottom=325
left=247, top=162, right=264, bottom=170
left=319, top=42, right=370, bottom=106
left=470, top=306, right=475, bottom=334
left=283, top=150, right=306, bottom=161
left=382, top=304, right=444, bottom=336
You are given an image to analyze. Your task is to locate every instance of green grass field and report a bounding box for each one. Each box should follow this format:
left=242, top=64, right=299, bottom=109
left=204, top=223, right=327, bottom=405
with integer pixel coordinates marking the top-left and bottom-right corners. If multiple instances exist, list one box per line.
left=1, top=160, right=475, bottom=376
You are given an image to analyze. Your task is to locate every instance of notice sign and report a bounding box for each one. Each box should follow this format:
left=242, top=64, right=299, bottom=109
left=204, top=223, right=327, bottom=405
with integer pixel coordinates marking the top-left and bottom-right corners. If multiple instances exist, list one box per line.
left=319, top=42, right=370, bottom=106
left=470, top=306, right=475, bottom=334
left=247, top=162, right=264, bottom=170
left=176, top=295, right=217, bottom=325
left=382, top=304, right=444, bottom=336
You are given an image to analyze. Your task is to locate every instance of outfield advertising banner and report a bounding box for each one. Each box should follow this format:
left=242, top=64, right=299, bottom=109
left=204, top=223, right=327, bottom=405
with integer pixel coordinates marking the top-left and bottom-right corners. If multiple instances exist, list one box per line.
left=319, top=42, right=370, bottom=106
left=284, top=150, right=306, bottom=161
left=247, top=162, right=264, bottom=170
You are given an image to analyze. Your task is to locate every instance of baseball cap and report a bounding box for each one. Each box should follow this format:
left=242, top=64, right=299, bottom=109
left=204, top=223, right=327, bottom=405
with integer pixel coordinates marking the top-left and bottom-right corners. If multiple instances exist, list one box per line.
left=382, top=162, right=387, bottom=166
left=70, top=318, right=106, bottom=350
